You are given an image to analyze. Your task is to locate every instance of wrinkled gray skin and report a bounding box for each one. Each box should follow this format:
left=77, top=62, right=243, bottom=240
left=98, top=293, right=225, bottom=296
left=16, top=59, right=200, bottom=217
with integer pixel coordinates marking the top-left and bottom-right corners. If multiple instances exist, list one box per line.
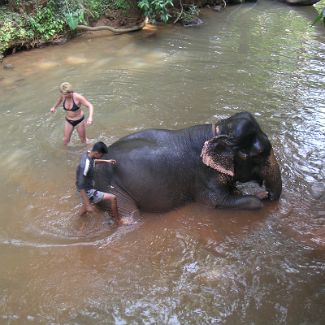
left=95, top=112, right=282, bottom=218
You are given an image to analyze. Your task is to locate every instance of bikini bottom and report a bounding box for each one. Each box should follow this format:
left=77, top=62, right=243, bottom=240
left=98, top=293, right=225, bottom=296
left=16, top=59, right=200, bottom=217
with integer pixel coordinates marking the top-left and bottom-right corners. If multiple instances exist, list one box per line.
left=65, top=115, right=84, bottom=127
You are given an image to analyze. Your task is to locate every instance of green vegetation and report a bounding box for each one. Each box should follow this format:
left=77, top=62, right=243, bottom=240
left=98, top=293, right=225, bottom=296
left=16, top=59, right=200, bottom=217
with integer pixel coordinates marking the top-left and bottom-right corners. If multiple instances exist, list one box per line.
left=138, top=0, right=173, bottom=23
left=312, top=7, right=325, bottom=26
left=0, top=1, right=65, bottom=56
left=28, top=4, right=65, bottom=39
left=0, top=0, right=133, bottom=57
left=180, top=4, right=199, bottom=25
left=313, top=0, right=325, bottom=27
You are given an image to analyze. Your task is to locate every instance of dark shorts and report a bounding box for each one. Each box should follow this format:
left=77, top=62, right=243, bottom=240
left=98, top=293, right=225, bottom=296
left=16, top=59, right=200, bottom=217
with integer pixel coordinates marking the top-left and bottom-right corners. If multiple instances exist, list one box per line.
left=86, top=189, right=105, bottom=204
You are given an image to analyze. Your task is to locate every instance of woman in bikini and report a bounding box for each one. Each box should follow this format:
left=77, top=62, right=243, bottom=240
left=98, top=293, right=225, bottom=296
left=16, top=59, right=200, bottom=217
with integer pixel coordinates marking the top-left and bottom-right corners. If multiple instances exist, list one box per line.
left=50, top=82, right=94, bottom=145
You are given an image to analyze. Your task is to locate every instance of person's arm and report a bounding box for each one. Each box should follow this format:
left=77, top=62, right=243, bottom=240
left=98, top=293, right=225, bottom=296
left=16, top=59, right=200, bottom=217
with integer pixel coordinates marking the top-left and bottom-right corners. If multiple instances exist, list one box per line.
left=94, top=159, right=116, bottom=165
left=50, top=96, right=63, bottom=112
left=78, top=94, right=94, bottom=125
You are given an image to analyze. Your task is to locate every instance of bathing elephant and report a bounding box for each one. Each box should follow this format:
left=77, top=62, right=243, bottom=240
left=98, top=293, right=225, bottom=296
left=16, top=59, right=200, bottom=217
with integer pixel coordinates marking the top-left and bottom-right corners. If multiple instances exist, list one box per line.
left=95, top=112, right=282, bottom=218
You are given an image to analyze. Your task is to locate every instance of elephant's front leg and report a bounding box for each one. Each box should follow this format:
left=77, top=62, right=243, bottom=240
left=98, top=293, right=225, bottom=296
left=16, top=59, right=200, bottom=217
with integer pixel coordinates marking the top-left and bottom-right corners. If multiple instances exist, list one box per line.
left=217, top=192, right=263, bottom=210
left=197, top=182, right=263, bottom=210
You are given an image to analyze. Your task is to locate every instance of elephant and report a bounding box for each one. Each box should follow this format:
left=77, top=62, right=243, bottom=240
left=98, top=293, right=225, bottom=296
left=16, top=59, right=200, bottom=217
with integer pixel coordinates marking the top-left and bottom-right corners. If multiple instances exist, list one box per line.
left=95, top=112, right=282, bottom=218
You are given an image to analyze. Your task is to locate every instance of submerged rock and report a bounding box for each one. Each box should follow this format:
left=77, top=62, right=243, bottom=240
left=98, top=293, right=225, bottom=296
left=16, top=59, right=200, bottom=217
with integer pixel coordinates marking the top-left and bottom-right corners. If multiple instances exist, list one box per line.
left=211, top=5, right=224, bottom=12
left=3, top=63, right=14, bottom=70
left=310, top=183, right=325, bottom=200
left=183, top=17, right=204, bottom=27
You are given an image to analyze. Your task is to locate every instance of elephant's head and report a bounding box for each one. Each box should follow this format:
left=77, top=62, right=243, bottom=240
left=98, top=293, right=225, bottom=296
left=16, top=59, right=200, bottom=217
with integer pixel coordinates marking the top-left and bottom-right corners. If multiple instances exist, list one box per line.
left=201, top=112, right=282, bottom=200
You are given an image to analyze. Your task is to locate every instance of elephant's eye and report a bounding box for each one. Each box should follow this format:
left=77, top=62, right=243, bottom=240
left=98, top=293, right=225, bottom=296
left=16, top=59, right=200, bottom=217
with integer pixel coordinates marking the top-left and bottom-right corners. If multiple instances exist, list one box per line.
left=235, top=134, right=254, bottom=151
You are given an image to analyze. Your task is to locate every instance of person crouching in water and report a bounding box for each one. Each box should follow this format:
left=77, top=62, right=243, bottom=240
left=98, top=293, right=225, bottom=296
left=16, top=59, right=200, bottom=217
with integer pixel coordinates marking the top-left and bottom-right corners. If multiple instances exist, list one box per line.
left=76, top=141, right=120, bottom=223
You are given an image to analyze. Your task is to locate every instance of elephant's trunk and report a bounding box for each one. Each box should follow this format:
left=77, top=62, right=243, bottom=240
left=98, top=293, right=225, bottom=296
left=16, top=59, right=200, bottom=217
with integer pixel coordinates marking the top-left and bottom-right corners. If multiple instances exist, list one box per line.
left=260, top=149, right=282, bottom=201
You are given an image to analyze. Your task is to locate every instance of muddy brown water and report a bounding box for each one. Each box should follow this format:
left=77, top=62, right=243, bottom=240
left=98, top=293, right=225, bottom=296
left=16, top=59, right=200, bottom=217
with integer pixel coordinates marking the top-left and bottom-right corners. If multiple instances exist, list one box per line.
left=0, top=1, right=324, bottom=324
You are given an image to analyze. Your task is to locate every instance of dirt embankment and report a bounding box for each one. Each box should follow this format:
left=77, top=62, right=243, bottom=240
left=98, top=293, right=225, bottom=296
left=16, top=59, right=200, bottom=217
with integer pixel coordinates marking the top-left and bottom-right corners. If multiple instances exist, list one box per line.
left=86, top=0, right=225, bottom=30
left=0, top=0, right=225, bottom=60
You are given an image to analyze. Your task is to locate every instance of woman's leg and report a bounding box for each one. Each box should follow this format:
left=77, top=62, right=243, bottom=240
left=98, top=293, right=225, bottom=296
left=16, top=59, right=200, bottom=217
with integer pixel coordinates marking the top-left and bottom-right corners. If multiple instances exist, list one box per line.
left=76, top=120, right=88, bottom=144
left=63, top=120, right=74, bottom=145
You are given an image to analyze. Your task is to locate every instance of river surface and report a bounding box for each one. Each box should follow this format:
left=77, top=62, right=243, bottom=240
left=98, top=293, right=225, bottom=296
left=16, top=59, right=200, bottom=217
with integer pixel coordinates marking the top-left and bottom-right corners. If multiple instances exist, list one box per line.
left=0, top=1, right=325, bottom=324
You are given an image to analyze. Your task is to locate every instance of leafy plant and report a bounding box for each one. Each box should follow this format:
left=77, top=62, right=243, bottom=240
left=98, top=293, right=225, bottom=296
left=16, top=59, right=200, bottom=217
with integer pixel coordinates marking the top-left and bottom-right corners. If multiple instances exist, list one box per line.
left=110, top=0, right=131, bottom=11
left=0, top=11, right=32, bottom=54
left=59, top=0, right=112, bottom=29
left=82, top=0, right=106, bottom=20
left=312, top=7, right=325, bottom=27
left=0, top=20, right=16, bottom=54
left=138, top=0, right=173, bottom=23
left=181, top=4, right=199, bottom=24
left=0, top=1, right=66, bottom=56
left=62, top=0, right=85, bottom=30
left=27, top=5, right=65, bottom=40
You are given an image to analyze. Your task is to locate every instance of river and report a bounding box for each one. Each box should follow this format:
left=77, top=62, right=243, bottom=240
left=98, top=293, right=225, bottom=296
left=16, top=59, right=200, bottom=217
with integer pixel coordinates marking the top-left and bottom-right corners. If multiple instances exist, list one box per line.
left=0, top=1, right=324, bottom=324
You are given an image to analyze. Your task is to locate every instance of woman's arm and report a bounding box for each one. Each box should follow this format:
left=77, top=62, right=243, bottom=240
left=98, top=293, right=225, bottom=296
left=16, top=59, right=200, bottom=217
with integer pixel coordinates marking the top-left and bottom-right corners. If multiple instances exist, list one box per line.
left=78, top=93, right=94, bottom=125
left=50, top=96, right=63, bottom=112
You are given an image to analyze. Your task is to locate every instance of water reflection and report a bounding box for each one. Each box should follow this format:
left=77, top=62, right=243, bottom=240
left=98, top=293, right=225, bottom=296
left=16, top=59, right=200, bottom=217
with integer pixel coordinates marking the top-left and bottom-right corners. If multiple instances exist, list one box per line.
left=0, top=1, right=324, bottom=324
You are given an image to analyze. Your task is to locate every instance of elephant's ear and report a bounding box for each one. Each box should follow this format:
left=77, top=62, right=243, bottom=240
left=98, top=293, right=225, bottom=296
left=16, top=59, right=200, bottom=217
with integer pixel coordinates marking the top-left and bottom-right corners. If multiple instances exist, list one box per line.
left=200, top=135, right=235, bottom=177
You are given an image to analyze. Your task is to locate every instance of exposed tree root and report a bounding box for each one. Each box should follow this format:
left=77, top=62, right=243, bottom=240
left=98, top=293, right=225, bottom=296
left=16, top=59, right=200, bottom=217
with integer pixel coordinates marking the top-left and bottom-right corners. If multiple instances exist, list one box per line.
left=76, top=20, right=146, bottom=34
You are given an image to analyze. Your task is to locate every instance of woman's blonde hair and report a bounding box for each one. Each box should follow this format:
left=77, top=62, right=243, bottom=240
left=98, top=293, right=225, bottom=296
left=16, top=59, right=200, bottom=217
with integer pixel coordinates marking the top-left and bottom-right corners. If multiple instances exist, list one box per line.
left=60, top=82, right=73, bottom=94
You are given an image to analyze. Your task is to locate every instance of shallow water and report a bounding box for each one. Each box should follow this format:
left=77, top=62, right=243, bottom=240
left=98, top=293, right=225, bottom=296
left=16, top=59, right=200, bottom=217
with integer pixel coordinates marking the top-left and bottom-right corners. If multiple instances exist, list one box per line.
left=0, top=1, right=324, bottom=324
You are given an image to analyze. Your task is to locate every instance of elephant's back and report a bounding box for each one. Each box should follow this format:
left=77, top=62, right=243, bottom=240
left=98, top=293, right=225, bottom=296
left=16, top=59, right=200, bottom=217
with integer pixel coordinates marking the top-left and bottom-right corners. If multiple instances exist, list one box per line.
left=101, top=124, right=212, bottom=211
left=109, top=125, right=211, bottom=153
left=111, top=128, right=177, bottom=147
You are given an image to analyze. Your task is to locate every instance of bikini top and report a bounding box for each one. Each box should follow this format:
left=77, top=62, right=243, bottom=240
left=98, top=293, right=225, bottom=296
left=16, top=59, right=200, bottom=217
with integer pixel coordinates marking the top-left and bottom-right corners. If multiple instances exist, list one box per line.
left=63, top=95, right=80, bottom=112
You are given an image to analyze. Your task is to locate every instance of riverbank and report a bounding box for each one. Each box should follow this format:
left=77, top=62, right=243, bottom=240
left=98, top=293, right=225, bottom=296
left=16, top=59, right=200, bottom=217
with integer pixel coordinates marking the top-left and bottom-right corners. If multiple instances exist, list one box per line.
left=0, top=0, right=225, bottom=60
left=0, top=0, right=145, bottom=59
left=0, top=0, right=323, bottom=61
